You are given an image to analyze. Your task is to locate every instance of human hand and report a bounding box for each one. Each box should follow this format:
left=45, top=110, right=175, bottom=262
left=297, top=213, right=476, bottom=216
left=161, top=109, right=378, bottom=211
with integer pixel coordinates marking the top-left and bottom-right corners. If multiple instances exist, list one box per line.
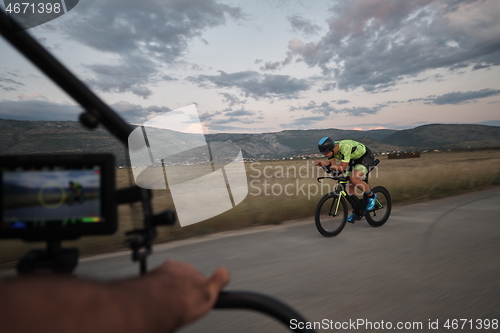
left=0, top=259, right=229, bottom=333
left=315, top=160, right=329, bottom=167
left=141, top=259, right=230, bottom=331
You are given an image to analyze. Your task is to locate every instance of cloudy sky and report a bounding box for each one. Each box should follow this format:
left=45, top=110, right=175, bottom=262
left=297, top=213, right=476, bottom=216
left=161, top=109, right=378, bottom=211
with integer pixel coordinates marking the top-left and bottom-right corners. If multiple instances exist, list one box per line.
left=1, top=0, right=499, bottom=133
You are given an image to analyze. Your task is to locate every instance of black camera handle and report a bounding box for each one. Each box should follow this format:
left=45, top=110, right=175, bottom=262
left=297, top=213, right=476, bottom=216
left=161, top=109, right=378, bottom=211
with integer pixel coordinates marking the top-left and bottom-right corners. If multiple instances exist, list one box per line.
left=115, top=186, right=176, bottom=275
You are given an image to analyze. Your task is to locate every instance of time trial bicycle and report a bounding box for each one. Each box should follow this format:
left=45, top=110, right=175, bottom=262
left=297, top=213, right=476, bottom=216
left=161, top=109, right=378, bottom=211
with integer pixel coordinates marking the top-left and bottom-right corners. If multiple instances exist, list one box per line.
left=315, top=164, right=391, bottom=237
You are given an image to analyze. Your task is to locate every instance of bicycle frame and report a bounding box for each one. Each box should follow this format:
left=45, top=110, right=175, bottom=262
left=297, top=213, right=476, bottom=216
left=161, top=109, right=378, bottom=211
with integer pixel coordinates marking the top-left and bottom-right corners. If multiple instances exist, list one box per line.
left=318, top=175, right=366, bottom=220
left=317, top=163, right=385, bottom=220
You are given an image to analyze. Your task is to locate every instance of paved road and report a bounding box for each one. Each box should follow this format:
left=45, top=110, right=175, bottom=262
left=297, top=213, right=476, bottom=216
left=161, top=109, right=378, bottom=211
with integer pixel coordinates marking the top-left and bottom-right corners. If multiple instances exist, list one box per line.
left=3, top=187, right=500, bottom=332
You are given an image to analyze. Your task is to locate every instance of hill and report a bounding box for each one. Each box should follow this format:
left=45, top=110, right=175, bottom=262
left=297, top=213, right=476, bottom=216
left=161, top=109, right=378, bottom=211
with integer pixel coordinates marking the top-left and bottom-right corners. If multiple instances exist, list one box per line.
left=351, top=136, right=407, bottom=153
left=1, top=119, right=499, bottom=164
left=444, top=139, right=500, bottom=150
left=207, top=128, right=399, bottom=158
left=0, top=118, right=400, bottom=162
left=0, top=119, right=129, bottom=165
left=383, top=124, right=500, bottom=149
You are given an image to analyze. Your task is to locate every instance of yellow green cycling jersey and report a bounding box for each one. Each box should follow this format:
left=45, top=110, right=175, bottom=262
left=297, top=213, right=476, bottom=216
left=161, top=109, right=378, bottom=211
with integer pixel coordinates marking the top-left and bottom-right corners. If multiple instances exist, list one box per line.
left=328, top=139, right=367, bottom=163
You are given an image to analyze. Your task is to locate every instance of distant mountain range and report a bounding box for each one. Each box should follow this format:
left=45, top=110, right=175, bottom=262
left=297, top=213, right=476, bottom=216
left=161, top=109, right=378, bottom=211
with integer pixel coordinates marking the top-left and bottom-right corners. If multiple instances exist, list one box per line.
left=382, top=124, right=500, bottom=149
left=1, top=119, right=499, bottom=165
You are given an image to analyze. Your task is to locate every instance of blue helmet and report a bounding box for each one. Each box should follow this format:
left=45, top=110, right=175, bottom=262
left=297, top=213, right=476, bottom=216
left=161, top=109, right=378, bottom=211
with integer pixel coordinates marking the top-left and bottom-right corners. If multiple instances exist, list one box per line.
left=318, top=137, right=335, bottom=153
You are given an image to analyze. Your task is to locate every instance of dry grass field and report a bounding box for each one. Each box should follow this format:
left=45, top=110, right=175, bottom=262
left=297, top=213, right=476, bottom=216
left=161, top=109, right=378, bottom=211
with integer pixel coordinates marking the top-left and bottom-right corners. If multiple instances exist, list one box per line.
left=1, top=150, right=499, bottom=265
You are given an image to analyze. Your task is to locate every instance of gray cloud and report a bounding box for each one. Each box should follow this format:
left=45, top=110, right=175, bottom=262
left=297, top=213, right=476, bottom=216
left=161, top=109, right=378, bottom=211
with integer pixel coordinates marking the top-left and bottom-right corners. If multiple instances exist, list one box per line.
left=56, top=0, right=243, bottom=97
left=108, top=101, right=149, bottom=123
left=199, top=110, right=223, bottom=122
left=83, top=55, right=156, bottom=98
left=405, top=88, right=500, bottom=105
left=407, top=97, right=433, bottom=103
left=340, top=106, right=383, bottom=116
left=142, top=102, right=172, bottom=120
left=261, top=61, right=281, bottom=71
left=0, top=77, right=25, bottom=86
left=277, top=0, right=500, bottom=91
left=219, top=92, right=247, bottom=106
left=472, top=63, right=491, bottom=71
left=130, top=86, right=153, bottom=98
left=0, top=72, right=26, bottom=91
left=287, top=14, right=322, bottom=36
left=61, top=0, right=242, bottom=61
left=431, top=89, right=500, bottom=105
left=0, top=86, right=16, bottom=92
left=199, top=108, right=254, bottom=122
left=0, top=98, right=170, bottom=124
left=334, top=99, right=350, bottom=104
left=199, top=108, right=259, bottom=131
left=225, top=109, right=255, bottom=117
left=281, top=116, right=328, bottom=129
left=0, top=99, right=84, bottom=121
left=108, top=101, right=168, bottom=124
left=189, top=70, right=310, bottom=99
left=290, top=100, right=383, bottom=116
left=261, top=14, right=323, bottom=73
left=290, top=101, right=335, bottom=115
left=3, top=70, right=21, bottom=77
left=162, top=75, right=177, bottom=81
left=211, top=117, right=255, bottom=125
left=319, top=82, right=336, bottom=92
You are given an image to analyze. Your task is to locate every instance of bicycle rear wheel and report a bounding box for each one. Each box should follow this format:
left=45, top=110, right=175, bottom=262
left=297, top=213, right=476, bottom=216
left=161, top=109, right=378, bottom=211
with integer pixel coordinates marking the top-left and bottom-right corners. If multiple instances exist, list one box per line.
left=314, top=193, right=348, bottom=237
left=365, top=186, right=391, bottom=227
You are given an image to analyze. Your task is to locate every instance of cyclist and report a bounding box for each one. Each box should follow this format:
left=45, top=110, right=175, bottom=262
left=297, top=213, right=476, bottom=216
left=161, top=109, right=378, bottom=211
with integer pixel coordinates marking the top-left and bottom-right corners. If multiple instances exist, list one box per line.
left=315, top=137, right=377, bottom=223
left=68, top=181, right=84, bottom=203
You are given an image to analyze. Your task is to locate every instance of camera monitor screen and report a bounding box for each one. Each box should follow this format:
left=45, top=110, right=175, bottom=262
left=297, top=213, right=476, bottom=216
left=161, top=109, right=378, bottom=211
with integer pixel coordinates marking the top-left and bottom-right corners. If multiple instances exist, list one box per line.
left=0, top=154, right=117, bottom=241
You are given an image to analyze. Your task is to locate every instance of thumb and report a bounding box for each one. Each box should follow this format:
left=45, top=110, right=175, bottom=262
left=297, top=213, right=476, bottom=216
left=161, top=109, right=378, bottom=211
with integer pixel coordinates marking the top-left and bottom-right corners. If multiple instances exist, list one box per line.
left=206, top=267, right=230, bottom=303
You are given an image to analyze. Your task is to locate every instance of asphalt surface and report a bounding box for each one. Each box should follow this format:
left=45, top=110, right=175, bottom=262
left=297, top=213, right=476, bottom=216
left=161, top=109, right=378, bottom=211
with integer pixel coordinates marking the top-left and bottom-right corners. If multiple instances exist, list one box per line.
left=2, top=187, right=500, bottom=332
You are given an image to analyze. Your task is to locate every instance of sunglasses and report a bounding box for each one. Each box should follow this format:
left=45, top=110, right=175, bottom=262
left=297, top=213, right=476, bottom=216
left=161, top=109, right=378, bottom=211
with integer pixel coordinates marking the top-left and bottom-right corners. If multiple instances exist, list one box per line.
left=321, top=149, right=331, bottom=155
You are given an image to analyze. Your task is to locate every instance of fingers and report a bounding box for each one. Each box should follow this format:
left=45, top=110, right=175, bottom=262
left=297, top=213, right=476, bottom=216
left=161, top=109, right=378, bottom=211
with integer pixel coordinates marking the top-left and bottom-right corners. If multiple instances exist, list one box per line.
left=154, top=259, right=230, bottom=303
left=131, top=259, right=231, bottom=332
left=206, top=267, right=230, bottom=302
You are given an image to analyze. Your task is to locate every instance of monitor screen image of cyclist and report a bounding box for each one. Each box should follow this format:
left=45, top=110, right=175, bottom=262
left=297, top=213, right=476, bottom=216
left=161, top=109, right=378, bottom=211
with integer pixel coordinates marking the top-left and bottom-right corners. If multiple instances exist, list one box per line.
left=68, top=181, right=84, bottom=204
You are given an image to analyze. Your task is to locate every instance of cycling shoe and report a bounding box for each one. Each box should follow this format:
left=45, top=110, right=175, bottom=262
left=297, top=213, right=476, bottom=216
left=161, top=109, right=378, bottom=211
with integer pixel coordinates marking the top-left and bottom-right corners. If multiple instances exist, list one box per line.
left=365, top=193, right=378, bottom=211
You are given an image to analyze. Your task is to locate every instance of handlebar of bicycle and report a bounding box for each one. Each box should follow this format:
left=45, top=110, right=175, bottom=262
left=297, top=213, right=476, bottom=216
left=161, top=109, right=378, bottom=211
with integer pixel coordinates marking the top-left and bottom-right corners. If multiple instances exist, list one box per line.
left=317, top=157, right=380, bottom=183
left=317, top=166, right=349, bottom=183
left=216, top=291, right=316, bottom=333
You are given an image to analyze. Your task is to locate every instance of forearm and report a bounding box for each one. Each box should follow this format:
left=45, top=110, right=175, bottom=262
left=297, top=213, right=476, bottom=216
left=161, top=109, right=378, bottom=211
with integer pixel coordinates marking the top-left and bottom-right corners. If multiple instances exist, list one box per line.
left=328, top=162, right=342, bottom=171
left=0, top=276, right=176, bottom=333
left=0, top=260, right=228, bottom=333
left=324, top=160, right=346, bottom=171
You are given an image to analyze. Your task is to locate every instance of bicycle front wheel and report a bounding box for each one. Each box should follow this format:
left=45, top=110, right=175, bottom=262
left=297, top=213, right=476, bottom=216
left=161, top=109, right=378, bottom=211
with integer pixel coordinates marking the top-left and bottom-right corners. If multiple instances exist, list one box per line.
left=314, top=193, right=348, bottom=237
left=365, top=186, right=392, bottom=227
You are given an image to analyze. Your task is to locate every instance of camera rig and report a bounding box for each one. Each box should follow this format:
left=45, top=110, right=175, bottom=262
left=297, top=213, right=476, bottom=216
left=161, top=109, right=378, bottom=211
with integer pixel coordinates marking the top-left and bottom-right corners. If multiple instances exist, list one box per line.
left=0, top=10, right=317, bottom=332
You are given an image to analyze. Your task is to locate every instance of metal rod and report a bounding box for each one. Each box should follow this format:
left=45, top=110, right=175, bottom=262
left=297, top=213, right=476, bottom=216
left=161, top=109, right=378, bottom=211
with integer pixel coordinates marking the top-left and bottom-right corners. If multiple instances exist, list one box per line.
left=0, top=10, right=133, bottom=144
